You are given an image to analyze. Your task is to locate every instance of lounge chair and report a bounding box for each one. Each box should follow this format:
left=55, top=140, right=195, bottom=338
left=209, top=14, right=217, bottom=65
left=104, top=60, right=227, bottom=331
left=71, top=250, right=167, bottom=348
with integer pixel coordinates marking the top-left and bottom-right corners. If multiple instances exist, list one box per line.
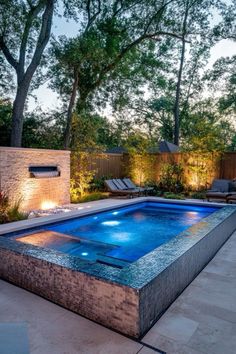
left=206, top=179, right=236, bottom=202
left=113, top=179, right=145, bottom=195
left=226, top=180, right=236, bottom=203
left=122, top=178, right=154, bottom=195
left=227, top=195, right=236, bottom=203
left=104, top=179, right=141, bottom=198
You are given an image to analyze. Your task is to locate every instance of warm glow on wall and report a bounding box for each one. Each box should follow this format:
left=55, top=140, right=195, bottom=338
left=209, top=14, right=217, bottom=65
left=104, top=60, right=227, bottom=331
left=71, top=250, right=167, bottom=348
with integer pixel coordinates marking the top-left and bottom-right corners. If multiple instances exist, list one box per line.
left=41, top=200, right=57, bottom=210
left=187, top=174, right=199, bottom=189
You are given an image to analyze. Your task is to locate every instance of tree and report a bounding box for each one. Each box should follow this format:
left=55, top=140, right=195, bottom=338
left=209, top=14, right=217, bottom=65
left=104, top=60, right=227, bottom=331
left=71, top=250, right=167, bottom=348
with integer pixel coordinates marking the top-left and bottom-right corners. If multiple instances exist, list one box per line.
left=205, top=56, right=236, bottom=115
left=0, top=99, right=12, bottom=146
left=181, top=99, right=235, bottom=152
left=0, top=0, right=55, bottom=146
left=50, top=0, right=187, bottom=149
left=172, top=0, right=217, bottom=145
left=0, top=101, right=65, bottom=149
left=70, top=111, right=117, bottom=150
left=213, top=0, right=236, bottom=42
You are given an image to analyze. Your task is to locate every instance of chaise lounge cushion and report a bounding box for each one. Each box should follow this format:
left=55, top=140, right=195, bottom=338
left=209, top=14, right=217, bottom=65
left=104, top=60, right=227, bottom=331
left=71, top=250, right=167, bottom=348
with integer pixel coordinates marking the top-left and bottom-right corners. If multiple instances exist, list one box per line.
left=209, top=179, right=231, bottom=192
left=229, top=181, right=236, bottom=192
left=206, top=191, right=229, bottom=199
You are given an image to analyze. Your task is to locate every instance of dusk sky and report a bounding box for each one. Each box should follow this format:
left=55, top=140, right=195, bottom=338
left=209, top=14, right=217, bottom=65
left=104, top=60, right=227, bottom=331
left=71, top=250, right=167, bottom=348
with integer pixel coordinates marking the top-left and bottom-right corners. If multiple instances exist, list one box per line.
left=27, top=2, right=236, bottom=114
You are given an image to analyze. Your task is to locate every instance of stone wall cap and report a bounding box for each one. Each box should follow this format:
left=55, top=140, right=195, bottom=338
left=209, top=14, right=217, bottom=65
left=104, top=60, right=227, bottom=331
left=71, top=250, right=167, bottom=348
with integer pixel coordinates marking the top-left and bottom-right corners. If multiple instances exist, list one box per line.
left=0, top=146, right=71, bottom=154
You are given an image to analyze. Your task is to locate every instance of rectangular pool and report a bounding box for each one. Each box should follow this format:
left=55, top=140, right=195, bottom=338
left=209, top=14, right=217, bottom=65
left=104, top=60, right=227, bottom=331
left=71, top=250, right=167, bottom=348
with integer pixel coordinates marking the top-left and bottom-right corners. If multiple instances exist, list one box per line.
left=0, top=198, right=236, bottom=338
left=13, top=202, right=218, bottom=265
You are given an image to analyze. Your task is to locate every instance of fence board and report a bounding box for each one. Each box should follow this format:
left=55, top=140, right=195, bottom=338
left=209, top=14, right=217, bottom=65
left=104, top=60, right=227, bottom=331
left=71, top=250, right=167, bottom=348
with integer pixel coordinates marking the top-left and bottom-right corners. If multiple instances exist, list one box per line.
left=78, top=151, right=236, bottom=187
left=220, top=153, right=236, bottom=179
left=86, top=153, right=124, bottom=178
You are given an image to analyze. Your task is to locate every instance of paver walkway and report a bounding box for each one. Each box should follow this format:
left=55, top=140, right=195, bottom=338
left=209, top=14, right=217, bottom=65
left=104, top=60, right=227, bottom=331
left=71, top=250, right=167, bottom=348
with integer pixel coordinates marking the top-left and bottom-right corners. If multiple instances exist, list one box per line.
left=0, top=230, right=235, bottom=353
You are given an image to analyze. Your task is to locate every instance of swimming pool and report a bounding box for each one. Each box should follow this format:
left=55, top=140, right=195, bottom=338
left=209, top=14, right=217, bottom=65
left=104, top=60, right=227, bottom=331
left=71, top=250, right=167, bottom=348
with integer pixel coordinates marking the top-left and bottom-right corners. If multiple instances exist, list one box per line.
left=13, top=202, right=218, bottom=265
left=0, top=198, right=235, bottom=337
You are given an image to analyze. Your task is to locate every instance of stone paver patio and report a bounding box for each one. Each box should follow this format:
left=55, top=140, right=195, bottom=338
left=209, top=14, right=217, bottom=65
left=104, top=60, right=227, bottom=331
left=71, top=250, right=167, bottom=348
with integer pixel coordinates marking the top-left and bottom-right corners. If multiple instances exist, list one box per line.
left=0, top=206, right=235, bottom=353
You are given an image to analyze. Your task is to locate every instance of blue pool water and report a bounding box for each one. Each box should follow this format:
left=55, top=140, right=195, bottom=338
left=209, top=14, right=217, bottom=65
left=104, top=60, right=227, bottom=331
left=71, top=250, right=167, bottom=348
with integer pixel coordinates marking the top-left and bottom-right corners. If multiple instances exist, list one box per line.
left=15, top=202, right=218, bottom=265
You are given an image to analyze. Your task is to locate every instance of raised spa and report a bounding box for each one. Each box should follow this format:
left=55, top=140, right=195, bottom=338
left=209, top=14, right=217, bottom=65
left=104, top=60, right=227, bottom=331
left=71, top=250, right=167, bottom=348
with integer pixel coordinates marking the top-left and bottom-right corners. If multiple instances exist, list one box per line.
left=0, top=198, right=236, bottom=337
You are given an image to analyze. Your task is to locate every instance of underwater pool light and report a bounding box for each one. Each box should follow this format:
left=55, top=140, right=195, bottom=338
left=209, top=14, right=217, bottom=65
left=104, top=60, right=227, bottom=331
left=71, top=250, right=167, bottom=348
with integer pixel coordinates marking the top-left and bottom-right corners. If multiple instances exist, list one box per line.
left=102, top=220, right=120, bottom=226
left=81, top=252, right=88, bottom=256
left=188, top=211, right=199, bottom=215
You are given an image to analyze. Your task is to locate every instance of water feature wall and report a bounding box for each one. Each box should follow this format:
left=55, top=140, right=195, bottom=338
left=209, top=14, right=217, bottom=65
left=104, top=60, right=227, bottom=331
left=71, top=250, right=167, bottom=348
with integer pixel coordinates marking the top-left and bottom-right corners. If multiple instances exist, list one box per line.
left=0, top=147, right=70, bottom=211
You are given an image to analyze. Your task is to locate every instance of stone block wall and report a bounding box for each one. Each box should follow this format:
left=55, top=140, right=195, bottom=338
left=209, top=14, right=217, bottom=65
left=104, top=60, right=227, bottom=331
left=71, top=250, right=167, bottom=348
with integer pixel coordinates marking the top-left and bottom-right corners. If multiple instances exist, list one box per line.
left=0, top=147, right=71, bottom=211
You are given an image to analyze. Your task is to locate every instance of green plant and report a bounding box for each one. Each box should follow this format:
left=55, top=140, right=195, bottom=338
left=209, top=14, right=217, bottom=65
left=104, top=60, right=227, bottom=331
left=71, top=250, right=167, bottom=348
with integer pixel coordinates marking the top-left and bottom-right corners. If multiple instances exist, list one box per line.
left=163, top=192, right=185, bottom=200
left=70, top=151, right=97, bottom=200
left=159, top=162, right=185, bottom=193
left=128, top=152, right=156, bottom=186
left=7, top=201, right=28, bottom=222
left=186, top=153, right=221, bottom=190
left=0, top=191, right=28, bottom=224
left=90, top=175, right=113, bottom=192
left=0, top=190, right=9, bottom=223
left=71, top=192, right=109, bottom=204
left=190, top=191, right=206, bottom=200
left=143, top=182, right=160, bottom=196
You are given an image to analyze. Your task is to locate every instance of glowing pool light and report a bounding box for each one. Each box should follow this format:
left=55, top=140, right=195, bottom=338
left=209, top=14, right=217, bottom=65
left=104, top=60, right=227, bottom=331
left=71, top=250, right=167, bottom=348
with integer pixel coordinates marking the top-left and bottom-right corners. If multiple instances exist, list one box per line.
left=41, top=200, right=57, bottom=210
left=102, top=220, right=120, bottom=226
left=81, top=252, right=88, bottom=256
left=112, top=211, right=119, bottom=215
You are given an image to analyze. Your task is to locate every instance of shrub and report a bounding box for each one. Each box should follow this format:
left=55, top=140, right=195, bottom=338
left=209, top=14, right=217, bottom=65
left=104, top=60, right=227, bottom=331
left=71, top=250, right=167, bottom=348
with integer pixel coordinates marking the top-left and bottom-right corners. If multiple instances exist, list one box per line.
left=70, top=151, right=97, bottom=200
left=159, top=162, right=185, bottom=193
left=127, top=151, right=156, bottom=186
left=71, top=192, right=109, bottom=204
left=0, top=191, right=28, bottom=224
left=190, top=191, right=206, bottom=200
left=0, top=190, right=9, bottom=223
left=90, top=175, right=113, bottom=192
left=163, top=192, right=185, bottom=200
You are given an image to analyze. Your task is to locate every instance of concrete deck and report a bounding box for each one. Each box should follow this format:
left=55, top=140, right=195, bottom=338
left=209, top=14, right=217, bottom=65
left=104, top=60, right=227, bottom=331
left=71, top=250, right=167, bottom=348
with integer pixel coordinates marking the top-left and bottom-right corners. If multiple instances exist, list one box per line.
left=0, top=205, right=235, bottom=353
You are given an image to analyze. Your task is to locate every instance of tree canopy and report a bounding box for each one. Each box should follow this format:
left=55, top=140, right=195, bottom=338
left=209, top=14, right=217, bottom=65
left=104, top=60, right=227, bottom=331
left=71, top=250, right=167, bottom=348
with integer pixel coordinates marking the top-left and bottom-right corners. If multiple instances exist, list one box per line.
left=0, top=0, right=235, bottom=152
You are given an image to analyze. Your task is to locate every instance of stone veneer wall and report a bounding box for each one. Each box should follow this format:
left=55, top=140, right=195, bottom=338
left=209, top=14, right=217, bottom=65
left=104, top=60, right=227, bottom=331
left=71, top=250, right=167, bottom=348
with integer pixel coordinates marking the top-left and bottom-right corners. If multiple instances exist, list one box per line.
left=0, top=248, right=139, bottom=337
left=0, top=147, right=71, bottom=211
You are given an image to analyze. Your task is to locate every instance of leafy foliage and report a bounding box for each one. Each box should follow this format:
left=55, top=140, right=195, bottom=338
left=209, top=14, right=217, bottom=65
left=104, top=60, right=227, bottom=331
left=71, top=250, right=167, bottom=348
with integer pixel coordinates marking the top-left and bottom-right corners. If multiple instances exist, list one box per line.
left=159, top=162, right=185, bottom=193
left=70, top=151, right=98, bottom=201
left=0, top=100, right=65, bottom=149
left=163, top=192, right=185, bottom=199
left=0, top=190, right=27, bottom=224
left=72, top=192, right=109, bottom=204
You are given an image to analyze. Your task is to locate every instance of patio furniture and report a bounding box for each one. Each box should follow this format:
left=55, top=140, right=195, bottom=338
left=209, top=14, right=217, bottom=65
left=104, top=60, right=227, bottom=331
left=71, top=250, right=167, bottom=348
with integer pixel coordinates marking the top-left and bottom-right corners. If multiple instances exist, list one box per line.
left=206, top=179, right=236, bottom=202
left=226, top=180, right=236, bottom=203
left=123, top=178, right=154, bottom=195
left=113, top=178, right=145, bottom=195
left=104, top=179, right=141, bottom=198
left=227, top=194, right=236, bottom=203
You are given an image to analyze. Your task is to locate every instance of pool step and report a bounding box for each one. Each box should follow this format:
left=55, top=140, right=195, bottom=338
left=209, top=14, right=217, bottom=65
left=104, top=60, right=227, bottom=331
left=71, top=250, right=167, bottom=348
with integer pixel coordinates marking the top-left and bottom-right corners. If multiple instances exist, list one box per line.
left=97, top=255, right=130, bottom=269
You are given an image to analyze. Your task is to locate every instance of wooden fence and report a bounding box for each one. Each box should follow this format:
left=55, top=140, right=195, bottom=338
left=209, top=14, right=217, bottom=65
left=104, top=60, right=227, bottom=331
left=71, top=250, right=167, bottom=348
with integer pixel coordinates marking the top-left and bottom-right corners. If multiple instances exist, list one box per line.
left=86, top=153, right=125, bottom=178
left=219, top=153, right=236, bottom=179
left=75, top=151, right=236, bottom=189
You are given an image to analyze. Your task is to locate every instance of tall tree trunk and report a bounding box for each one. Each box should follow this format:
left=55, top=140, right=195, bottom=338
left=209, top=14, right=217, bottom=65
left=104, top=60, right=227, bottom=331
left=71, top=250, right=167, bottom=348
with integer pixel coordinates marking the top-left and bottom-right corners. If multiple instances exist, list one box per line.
left=0, top=0, right=54, bottom=147
left=173, top=38, right=186, bottom=146
left=11, top=80, right=31, bottom=147
left=63, top=71, right=79, bottom=149
left=173, top=1, right=190, bottom=146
